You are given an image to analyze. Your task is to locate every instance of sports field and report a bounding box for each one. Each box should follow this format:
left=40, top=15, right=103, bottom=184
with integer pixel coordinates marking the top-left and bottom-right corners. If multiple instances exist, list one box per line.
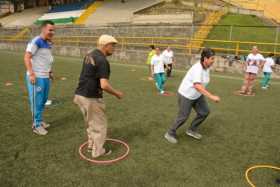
left=0, top=50, right=279, bottom=187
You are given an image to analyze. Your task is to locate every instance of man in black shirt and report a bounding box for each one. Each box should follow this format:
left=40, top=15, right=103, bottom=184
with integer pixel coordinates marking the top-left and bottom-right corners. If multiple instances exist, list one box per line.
left=74, top=35, right=124, bottom=158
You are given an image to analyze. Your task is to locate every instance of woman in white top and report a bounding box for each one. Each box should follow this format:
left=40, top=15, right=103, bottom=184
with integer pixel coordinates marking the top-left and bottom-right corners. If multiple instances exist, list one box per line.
left=239, top=46, right=265, bottom=95
left=261, top=53, right=275, bottom=89
left=151, top=47, right=166, bottom=94
left=164, top=48, right=220, bottom=143
left=162, top=46, right=175, bottom=77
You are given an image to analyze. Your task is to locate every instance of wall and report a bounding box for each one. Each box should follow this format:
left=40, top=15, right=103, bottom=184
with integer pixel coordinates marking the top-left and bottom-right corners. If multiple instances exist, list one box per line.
left=1, top=41, right=279, bottom=78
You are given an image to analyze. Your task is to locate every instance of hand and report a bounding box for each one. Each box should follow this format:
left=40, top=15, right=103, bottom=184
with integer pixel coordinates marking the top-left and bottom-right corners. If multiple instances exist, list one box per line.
left=29, top=72, right=36, bottom=84
left=49, top=72, right=54, bottom=81
left=115, top=91, right=124, bottom=99
left=210, top=95, right=220, bottom=103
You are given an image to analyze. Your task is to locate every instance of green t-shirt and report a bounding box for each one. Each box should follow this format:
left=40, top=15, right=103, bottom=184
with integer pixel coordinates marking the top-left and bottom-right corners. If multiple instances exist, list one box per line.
left=146, top=50, right=156, bottom=65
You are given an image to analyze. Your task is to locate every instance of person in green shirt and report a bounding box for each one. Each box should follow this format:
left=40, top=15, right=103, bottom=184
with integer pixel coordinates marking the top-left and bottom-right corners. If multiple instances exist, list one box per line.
left=146, top=45, right=156, bottom=80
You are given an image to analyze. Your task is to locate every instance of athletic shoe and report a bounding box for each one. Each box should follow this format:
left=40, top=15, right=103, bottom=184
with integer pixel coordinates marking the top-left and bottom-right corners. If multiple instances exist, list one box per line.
left=33, top=126, right=48, bottom=136
left=87, top=140, right=93, bottom=152
left=164, top=132, right=178, bottom=144
left=160, top=90, right=165, bottom=94
left=41, top=122, right=50, bottom=129
left=45, top=100, right=52, bottom=106
left=261, top=86, right=268, bottom=90
left=186, top=130, right=202, bottom=140
left=92, top=149, right=112, bottom=158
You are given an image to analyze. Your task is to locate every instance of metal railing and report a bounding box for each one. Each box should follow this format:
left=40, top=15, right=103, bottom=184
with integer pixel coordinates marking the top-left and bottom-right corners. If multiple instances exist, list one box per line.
left=0, top=35, right=279, bottom=56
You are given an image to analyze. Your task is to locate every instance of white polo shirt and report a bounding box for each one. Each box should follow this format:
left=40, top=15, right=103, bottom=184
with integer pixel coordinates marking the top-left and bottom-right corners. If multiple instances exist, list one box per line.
left=162, top=49, right=174, bottom=65
left=246, top=53, right=264, bottom=74
left=178, top=62, right=210, bottom=100
left=151, top=54, right=165, bottom=74
left=263, top=57, right=275, bottom=73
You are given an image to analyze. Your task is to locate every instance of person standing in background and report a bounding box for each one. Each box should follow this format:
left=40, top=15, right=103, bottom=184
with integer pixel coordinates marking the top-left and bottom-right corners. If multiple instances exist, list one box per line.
left=238, top=46, right=265, bottom=96
left=24, top=20, right=55, bottom=136
left=162, top=46, right=175, bottom=77
left=151, top=47, right=166, bottom=94
left=261, top=53, right=275, bottom=90
left=146, top=45, right=156, bottom=80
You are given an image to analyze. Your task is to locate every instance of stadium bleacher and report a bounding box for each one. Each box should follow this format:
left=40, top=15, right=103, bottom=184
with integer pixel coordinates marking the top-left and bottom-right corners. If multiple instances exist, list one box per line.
left=49, top=0, right=95, bottom=13
left=35, top=0, right=96, bottom=25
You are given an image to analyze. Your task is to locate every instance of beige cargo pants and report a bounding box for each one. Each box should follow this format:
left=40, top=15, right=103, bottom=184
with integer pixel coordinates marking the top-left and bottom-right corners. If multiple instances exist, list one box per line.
left=74, top=95, right=107, bottom=158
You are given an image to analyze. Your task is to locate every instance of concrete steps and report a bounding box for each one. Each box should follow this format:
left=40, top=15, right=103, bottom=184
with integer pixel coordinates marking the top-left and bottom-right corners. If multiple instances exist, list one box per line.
left=75, top=1, right=103, bottom=25
left=187, top=11, right=225, bottom=51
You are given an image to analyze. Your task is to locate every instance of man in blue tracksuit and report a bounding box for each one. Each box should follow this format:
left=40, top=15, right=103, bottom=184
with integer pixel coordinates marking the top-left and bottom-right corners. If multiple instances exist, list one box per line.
left=24, top=21, right=55, bottom=135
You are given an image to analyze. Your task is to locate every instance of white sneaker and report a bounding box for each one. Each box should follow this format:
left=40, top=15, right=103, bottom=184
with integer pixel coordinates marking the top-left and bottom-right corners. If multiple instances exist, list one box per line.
left=45, top=100, right=52, bottom=106
left=33, top=126, right=48, bottom=136
left=186, top=130, right=202, bottom=140
left=164, top=132, right=178, bottom=144
left=92, top=149, right=112, bottom=158
left=41, top=122, right=50, bottom=129
left=160, top=90, right=165, bottom=94
left=261, top=86, right=268, bottom=90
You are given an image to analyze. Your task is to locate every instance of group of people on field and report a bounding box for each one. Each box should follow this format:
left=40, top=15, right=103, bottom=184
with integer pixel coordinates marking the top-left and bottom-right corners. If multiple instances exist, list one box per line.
left=146, top=45, right=175, bottom=94
left=24, top=21, right=277, bottom=163
left=238, top=46, right=275, bottom=96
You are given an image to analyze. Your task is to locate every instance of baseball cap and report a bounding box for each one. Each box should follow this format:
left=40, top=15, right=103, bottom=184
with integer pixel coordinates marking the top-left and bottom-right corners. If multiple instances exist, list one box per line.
left=98, top=35, right=118, bottom=46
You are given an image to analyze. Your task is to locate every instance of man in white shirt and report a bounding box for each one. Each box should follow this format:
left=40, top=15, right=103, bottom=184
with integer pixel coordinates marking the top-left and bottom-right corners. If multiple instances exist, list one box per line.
left=162, top=46, right=175, bottom=77
left=151, top=47, right=166, bottom=94
left=261, top=53, right=275, bottom=89
left=239, top=46, right=265, bottom=95
left=164, top=48, right=220, bottom=144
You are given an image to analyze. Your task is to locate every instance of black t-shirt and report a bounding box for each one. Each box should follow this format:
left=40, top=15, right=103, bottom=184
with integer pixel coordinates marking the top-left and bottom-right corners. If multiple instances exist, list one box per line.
left=75, top=49, right=110, bottom=98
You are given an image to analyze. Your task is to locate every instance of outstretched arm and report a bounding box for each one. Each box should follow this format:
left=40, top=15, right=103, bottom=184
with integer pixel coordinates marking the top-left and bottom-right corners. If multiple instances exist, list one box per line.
left=194, top=83, right=220, bottom=103
left=100, top=78, right=124, bottom=99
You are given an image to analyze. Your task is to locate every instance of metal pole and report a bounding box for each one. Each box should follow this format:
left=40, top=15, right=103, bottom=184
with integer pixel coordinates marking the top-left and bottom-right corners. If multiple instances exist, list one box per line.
left=229, top=25, right=233, bottom=53
left=191, top=24, right=194, bottom=39
left=229, top=25, right=233, bottom=41
left=274, top=27, right=279, bottom=54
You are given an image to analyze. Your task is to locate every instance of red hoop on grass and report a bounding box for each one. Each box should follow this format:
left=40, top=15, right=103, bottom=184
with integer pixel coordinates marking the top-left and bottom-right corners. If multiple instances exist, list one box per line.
left=79, top=138, right=130, bottom=165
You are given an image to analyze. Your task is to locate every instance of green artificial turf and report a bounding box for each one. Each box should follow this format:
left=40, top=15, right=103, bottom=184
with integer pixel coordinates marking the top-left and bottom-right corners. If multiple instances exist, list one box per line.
left=206, top=13, right=279, bottom=54
left=0, top=50, right=279, bottom=187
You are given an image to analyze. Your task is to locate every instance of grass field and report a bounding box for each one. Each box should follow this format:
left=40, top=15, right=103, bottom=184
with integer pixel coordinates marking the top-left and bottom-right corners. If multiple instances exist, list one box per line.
left=0, top=50, right=280, bottom=187
left=206, top=14, right=280, bottom=53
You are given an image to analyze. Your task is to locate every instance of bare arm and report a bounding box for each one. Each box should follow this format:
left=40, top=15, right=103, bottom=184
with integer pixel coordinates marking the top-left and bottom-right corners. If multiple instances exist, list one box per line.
left=151, top=64, right=154, bottom=75
left=24, top=52, right=36, bottom=84
left=194, top=83, right=220, bottom=103
left=100, top=78, right=123, bottom=99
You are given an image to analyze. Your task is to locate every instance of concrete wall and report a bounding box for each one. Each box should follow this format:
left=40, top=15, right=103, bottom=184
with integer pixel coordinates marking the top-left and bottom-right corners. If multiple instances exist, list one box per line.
left=180, top=0, right=264, bottom=17
left=0, top=2, right=14, bottom=15
left=1, top=41, right=280, bottom=78
left=132, top=13, right=193, bottom=24
left=47, top=24, right=195, bottom=38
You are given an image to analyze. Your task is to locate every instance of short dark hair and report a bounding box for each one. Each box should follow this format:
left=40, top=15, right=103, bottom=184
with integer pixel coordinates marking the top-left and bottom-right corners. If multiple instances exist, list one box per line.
left=268, top=53, right=274, bottom=57
left=150, top=45, right=155, bottom=50
left=41, top=20, right=55, bottom=28
left=201, top=48, right=215, bottom=63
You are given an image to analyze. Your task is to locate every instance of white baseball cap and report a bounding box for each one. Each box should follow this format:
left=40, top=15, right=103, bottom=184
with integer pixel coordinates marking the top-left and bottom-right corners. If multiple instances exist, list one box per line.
left=98, top=34, right=118, bottom=46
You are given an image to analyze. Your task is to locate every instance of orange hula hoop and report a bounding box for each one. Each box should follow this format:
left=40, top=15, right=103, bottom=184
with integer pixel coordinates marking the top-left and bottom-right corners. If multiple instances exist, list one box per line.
left=79, top=138, right=130, bottom=165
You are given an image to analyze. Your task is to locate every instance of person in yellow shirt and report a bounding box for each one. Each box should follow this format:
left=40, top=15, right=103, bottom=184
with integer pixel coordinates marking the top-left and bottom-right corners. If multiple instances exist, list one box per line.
left=146, top=45, right=156, bottom=80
